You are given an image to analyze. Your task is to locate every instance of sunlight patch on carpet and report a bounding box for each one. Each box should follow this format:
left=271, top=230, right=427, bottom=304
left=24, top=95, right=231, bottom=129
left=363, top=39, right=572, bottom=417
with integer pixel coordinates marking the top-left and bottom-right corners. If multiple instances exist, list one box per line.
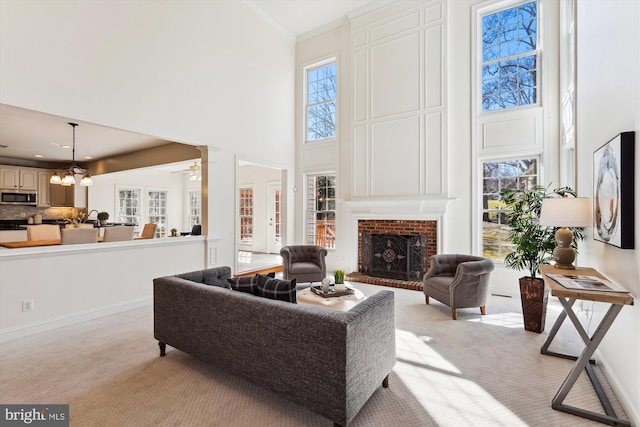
left=394, top=329, right=528, bottom=427
left=466, top=312, right=524, bottom=328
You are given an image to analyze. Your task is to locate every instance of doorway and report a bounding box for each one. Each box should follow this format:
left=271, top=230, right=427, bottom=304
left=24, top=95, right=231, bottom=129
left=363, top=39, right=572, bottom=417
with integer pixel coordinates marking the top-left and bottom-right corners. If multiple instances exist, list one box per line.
left=236, top=160, right=286, bottom=275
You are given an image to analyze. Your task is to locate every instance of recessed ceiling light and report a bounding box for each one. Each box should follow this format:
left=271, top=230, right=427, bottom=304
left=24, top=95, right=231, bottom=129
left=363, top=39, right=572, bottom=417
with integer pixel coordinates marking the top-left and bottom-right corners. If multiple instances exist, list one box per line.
left=84, top=156, right=92, bottom=160
left=50, top=142, right=71, bottom=149
left=34, top=154, right=44, bottom=158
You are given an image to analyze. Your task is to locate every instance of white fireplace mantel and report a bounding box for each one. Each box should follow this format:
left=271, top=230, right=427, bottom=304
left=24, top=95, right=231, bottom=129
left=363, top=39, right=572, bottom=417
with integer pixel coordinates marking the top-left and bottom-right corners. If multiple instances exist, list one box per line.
left=344, top=196, right=455, bottom=219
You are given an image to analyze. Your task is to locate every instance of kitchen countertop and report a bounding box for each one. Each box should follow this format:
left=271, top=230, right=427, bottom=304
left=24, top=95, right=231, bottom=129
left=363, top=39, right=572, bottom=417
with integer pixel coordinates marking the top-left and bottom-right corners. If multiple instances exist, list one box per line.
left=0, top=219, right=68, bottom=230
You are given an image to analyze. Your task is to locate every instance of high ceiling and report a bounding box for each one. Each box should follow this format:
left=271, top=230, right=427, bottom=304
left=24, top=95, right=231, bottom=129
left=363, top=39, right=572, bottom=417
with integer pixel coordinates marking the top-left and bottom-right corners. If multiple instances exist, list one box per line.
left=248, top=0, right=380, bottom=38
left=0, top=1, right=382, bottom=168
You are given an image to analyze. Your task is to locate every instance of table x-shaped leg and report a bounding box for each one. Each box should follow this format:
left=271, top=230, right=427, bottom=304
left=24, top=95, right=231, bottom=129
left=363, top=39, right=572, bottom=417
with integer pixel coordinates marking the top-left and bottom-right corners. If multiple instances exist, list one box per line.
left=541, top=297, right=629, bottom=426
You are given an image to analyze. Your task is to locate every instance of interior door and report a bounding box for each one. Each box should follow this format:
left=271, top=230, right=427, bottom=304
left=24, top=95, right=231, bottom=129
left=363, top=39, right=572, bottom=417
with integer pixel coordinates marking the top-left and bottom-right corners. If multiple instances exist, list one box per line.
left=267, top=182, right=281, bottom=254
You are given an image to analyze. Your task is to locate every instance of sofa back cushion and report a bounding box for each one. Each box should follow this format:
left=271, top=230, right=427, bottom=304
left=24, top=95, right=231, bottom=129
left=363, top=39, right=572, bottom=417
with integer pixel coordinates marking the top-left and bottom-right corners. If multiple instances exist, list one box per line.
left=175, top=267, right=232, bottom=289
left=256, top=275, right=297, bottom=303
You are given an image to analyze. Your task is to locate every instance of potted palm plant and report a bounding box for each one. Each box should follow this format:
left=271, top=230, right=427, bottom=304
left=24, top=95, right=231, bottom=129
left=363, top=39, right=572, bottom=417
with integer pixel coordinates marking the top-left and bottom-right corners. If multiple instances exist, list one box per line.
left=500, top=184, right=584, bottom=333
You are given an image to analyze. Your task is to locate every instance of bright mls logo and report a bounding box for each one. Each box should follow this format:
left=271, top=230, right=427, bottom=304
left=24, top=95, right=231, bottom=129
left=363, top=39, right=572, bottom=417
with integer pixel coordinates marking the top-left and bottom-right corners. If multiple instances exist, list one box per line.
left=1, top=405, right=68, bottom=426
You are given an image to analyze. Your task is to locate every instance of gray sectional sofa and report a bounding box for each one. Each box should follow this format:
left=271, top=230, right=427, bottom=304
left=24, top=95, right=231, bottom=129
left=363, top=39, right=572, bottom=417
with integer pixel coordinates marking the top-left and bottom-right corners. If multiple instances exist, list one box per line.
left=153, top=267, right=396, bottom=426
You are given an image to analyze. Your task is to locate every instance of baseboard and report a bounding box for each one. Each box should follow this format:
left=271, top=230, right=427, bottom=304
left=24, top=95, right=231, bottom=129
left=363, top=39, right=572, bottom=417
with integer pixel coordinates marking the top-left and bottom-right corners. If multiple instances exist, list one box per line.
left=597, top=353, right=640, bottom=426
left=0, top=297, right=152, bottom=343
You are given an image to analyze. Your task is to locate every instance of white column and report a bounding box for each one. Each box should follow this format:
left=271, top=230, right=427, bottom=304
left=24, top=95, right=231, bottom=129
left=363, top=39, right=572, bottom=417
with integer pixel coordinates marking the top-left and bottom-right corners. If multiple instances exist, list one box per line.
left=199, top=145, right=226, bottom=268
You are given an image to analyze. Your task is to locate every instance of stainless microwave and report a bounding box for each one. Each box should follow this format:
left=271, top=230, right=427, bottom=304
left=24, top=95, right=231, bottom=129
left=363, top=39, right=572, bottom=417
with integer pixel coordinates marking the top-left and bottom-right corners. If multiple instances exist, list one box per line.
left=1, top=191, right=37, bottom=205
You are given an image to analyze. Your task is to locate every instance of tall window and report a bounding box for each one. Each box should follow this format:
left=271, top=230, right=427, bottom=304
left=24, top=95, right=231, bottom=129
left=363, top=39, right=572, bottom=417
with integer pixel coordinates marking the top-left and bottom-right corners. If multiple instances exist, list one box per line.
left=239, top=186, right=253, bottom=243
left=306, top=61, right=337, bottom=142
left=306, top=174, right=336, bottom=249
left=147, top=189, right=167, bottom=238
left=482, top=158, right=538, bottom=260
left=116, top=186, right=142, bottom=232
left=481, top=1, right=538, bottom=112
left=188, top=190, right=200, bottom=228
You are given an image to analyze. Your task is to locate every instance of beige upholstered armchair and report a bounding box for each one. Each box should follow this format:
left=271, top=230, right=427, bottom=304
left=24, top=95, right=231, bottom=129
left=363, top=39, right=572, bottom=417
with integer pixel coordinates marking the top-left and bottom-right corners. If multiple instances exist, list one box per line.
left=280, top=245, right=328, bottom=283
left=423, top=254, right=495, bottom=320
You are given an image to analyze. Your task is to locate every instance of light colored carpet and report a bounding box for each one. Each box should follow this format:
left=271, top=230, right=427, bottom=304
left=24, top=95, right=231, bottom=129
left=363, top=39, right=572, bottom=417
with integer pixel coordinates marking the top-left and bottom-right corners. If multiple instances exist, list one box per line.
left=0, top=283, right=628, bottom=426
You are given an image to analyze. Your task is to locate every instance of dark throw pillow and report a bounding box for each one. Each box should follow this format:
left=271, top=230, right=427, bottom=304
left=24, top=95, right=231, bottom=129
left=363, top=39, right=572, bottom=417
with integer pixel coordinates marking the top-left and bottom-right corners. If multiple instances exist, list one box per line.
left=228, top=272, right=276, bottom=295
left=256, top=274, right=297, bottom=303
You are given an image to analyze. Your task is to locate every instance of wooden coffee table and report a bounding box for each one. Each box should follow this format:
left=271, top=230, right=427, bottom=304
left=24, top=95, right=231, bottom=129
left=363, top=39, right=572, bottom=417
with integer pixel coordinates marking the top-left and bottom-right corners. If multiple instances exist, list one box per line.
left=297, top=284, right=366, bottom=312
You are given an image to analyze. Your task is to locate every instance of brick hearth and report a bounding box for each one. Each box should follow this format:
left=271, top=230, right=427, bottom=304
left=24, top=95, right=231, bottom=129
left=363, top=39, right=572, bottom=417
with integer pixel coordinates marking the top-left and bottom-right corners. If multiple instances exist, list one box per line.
left=346, top=272, right=423, bottom=291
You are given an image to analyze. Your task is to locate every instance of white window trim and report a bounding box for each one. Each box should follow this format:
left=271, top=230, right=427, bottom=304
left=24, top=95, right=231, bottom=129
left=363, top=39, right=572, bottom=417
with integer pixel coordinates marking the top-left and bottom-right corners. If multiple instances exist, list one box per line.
left=115, top=184, right=143, bottom=235
left=478, top=0, right=542, bottom=115
left=471, top=0, right=555, bottom=259
left=478, top=156, right=541, bottom=261
left=239, top=184, right=254, bottom=245
left=146, top=186, right=169, bottom=238
left=303, top=56, right=338, bottom=144
left=186, top=189, right=201, bottom=230
left=303, top=172, right=337, bottom=250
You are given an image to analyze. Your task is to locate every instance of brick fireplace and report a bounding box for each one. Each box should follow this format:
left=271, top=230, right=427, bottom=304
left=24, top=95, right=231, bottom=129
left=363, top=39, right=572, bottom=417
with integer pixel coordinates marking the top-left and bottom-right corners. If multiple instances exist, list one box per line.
left=348, top=219, right=437, bottom=291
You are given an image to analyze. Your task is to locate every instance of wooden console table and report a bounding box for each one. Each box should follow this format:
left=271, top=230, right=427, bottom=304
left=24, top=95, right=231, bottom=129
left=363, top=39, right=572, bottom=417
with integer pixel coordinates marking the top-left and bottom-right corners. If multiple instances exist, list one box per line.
left=539, top=264, right=633, bottom=426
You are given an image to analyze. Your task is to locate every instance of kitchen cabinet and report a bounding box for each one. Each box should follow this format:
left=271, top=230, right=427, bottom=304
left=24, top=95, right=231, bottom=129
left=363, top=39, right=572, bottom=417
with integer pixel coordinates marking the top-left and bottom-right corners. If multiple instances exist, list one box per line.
left=49, top=183, right=87, bottom=208
left=0, top=167, right=37, bottom=190
left=50, top=184, right=74, bottom=207
left=37, top=172, right=51, bottom=207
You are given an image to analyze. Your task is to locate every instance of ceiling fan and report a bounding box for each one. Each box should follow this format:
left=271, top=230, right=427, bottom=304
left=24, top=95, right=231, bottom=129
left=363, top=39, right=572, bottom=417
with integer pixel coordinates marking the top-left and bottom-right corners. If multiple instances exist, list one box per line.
left=172, top=161, right=201, bottom=180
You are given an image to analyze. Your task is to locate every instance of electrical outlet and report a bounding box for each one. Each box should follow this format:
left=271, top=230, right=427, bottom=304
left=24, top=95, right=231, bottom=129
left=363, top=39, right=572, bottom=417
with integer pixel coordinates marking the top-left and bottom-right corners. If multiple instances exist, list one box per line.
left=22, top=299, right=34, bottom=312
left=20, top=212, right=26, bottom=217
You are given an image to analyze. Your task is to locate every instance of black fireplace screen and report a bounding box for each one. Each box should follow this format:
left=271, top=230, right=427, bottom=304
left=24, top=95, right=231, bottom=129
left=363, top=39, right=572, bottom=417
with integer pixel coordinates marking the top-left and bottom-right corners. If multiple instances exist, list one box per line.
left=361, top=233, right=427, bottom=281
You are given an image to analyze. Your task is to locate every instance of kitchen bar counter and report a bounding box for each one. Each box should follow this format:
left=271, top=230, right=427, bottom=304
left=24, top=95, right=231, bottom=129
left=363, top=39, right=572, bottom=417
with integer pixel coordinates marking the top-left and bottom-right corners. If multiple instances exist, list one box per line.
left=0, top=237, right=105, bottom=248
left=1, top=235, right=208, bottom=342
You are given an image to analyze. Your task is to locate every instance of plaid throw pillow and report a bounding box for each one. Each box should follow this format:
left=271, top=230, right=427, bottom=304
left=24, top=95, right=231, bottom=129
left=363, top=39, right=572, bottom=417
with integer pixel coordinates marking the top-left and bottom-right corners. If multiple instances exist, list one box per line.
left=256, top=274, right=297, bottom=303
left=228, top=272, right=275, bottom=295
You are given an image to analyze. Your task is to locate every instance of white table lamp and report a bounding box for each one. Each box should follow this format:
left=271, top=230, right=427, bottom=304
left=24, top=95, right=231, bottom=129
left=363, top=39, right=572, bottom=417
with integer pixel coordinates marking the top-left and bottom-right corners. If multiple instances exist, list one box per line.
left=539, top=197, right=592, bottom=269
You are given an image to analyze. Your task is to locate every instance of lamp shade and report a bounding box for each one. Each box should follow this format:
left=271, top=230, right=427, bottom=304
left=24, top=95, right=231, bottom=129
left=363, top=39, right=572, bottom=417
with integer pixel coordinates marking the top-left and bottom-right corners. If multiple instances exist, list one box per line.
left=539, top=197, right=592, bottom=227
left=49, top=172, right=61, bottom=184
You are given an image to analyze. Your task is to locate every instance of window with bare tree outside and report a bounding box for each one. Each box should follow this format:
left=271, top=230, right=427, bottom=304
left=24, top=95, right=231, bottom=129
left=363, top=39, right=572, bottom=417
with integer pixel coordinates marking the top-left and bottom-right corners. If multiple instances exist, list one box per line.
left=482, top=1, right=538, bottom=112
left=482, top=158, right=538, bottom=260
left=306, top=61, right=336, bottom=142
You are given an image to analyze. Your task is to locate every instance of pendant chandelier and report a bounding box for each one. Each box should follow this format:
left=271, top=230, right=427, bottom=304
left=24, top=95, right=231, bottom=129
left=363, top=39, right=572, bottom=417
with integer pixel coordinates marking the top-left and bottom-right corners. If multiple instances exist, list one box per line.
left=50, top=122, right=93, bottom=186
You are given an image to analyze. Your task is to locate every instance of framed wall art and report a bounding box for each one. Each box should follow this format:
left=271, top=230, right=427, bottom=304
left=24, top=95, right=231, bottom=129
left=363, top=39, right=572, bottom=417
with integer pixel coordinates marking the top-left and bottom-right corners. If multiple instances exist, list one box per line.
left=593, top=131, right=635, bottom=249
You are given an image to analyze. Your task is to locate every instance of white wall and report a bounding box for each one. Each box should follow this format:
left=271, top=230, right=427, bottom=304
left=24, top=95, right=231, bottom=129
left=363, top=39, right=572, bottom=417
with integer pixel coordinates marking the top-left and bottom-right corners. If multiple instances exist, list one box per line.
left=576, top=0, right=640, bottom=422
left=0, top=0, right=296, bottom=268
